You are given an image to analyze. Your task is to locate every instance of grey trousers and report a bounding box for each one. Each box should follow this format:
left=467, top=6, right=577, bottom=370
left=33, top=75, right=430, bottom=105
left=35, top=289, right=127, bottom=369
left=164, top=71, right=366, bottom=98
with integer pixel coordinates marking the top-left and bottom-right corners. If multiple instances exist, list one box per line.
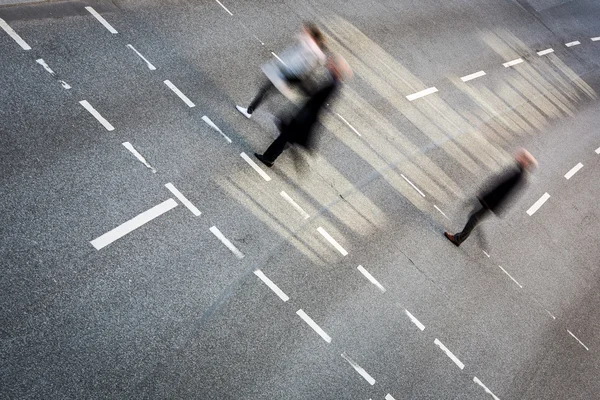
left=453, top=205, right=490, bottom=244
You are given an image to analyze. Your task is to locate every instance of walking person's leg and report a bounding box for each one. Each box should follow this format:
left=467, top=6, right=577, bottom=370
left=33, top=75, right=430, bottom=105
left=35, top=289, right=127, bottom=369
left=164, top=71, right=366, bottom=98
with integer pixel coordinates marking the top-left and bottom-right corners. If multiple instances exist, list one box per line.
left=255, top=132, right=288, bottom=167
left=445, top=205, right=489, bottom=246
left=236, top=80, right=275, bottom=118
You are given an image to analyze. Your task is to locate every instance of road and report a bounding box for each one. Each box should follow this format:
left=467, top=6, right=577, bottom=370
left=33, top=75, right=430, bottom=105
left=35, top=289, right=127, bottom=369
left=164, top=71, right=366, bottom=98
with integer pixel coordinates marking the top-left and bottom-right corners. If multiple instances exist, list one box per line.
left=1, top=0, right=600, bottom=398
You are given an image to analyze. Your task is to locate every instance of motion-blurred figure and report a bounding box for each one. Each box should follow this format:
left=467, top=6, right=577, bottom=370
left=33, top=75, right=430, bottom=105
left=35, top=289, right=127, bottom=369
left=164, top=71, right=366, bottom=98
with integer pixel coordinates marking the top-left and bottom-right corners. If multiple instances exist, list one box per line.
left=236, top=23, right=327, bottom=118
left=444, top=148, right=538, bottom=247
left=254, top=55, right=352, bottom=167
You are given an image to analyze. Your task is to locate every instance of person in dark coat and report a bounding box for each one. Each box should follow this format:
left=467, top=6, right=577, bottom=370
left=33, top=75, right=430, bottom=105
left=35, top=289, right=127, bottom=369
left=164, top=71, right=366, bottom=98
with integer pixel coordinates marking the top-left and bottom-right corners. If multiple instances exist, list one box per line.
left=444, top=148, right=538, bottom=247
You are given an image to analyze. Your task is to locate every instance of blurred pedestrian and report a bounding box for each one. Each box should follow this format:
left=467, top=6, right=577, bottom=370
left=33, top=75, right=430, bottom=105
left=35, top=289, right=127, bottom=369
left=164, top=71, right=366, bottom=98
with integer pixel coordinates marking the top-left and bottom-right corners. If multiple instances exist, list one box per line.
left=444, top=148, right=538, bottom=247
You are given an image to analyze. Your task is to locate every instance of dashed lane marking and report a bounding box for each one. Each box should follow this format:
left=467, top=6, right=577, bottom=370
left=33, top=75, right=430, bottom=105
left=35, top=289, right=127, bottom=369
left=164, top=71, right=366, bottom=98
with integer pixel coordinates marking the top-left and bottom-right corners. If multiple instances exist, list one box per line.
left=126, top=44, right=156, bottom=70
left=460, top=70, right=486, bottom=82
left=85, top=6, right=118, bottom=34
left=341, top=353, right=376, bottom=385
left=434, top=338, right=465, bottom=370
left=36, top=59, right=71, bottom=89
left=335, top=113, right=362, bottom=136
left=240, top=152, right=271, bottom=181
left=401, top=174, right=426, bottom=197
left=405, top=309, right=425, bottom=331
left=296, top=309, right=332, bottom=343
left=357, top=265, right=386, bottom=292
left=165, top=183, right=201, bottom=216
left=567, top=330, right=589, bottom=351
left=209, top=226, right=244, bottom=259
left=406, top=87, right=438, bottom=101
left=280, top=191, right=310, bottom=219
left=526, top=192, right=550, bottom=216
left=565, top=41, right=581, bottom=47
left=317, top=227, right=348, bottom=256
left=596, top=146, right=600, bottom=154
left=215, top=0, right=233, bottom=15
left=0, top=18, right=31, bottom=50
left=202, top=116, right=232, bottom=143
left=473, top=377, right=500, bottom=400
left=79, top=100, right=114, bottom=131
left=592, top=37, right=600, bottom=42
left=564, top=162, right=583, bottom=180
left=385, top=395, right=396, bottom=400
left=498, top=265, right=523, bottom=288
left=503, top=58, right=523, bottom=67
left=254, top=270, right=289, bottom=302
left=482, top=250, right=491, bottom=258
left=164, top=80, right=195, bottom=107
left=434, top=205, right=449, bottom=219
left=537, top=48, right=554, bottom=56
left=122, top=142, right=156, bottom=173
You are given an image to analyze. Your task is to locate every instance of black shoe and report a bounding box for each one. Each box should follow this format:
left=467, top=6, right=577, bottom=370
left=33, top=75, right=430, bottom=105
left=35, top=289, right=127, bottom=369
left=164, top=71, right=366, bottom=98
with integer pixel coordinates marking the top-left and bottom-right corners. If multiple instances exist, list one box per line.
left=254, top=153, right=273, bottom=168
left=444, top=232, right=460, bottom=247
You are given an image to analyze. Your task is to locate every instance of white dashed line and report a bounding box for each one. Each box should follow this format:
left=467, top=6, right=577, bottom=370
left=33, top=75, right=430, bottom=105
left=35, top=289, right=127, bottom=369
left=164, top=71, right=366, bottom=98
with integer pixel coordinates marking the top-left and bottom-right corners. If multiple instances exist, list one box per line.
left=240, top=152, right=271, bottom=181
left=164, top=80, right=195, bottom=107
left=90, top=198, right=177, bottom=250
left=564, top=162, right=583, bottom=179
left=202, top=116, right=232, bottom=143
left=565, top=41, right=581, bottom=47
left=215, top=0, right=233, bottom=15
left=341, top=353, right=376, bottom=385
left=401, top=174, right=426, bottom=197
left=498, top=265, right=523, bottom=288
left=385, top=395, right=396, bottom=400
left=357, top=265, right=386, bottom=292
left=165, top=183, right=201, bottom=216
left=296, top=309, right=331, bottom=343
left=270, top=52, right=288, bottom=67
left=280, top=191, right=310, bottom=219
left=434, top=338, right=465, bottom=370
left=36, top=59, right=71, bottom=89
left=404, top=309, right=425, bottom=331
left=473, top=377, right=500, bottom=400
left=596, top=146, right=600, bottom=154
left=482, top=250, right=491, bottom=258
left=0, top=18, right=31, bottom=50
left=537, top=48, right=554, bottom=56
left=545, top=309, right=556, bottom=320
left=460, top=70, right=486, bottom=82
left=434, top=205, right=449, bottom=219
left=79, top=100, right=115, bottom=131
left=567, top=330, right=589, bottom=351
left=503, top=58, right=523, bottom=67
left=254, top=269, right=289, bottom=302
left=336, top=113, right=362, bottom=136
left=526, top=193, right=550, bottom=216
left=126, top=44, right=156, bottom=70
left=122, top=142, right=156, bottom=173
left=85, top=7, right=118, bottom=34
left=317, top=227, right=348, bottom=256
left=406, top=87, right=438, bottom=101
left=592, top=37, right=600, bottom=42
left=209, top=226, right=244, bottom=259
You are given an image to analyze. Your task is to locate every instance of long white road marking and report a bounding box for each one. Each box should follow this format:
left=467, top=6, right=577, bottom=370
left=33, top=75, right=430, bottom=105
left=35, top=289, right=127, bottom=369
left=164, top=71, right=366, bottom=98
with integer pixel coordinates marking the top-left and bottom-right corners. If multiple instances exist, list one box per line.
left=254, top=269, right=289, bottom=302
left=434, top=204, right=449, bottom=219
left=406, top=87, right=438, bottom=101
left=209, top=226, right=244, bottom=259
left=240, top=152, right=271, bottom=181
left=335, top=113, right=362, bottom=136
left=498, top=265, right=523, bottom=288
left=596, top=146, right=600, bottom=154
left=126, top=44, right=156, bottom=70
left=592, top=37, right=600, bottom=42
left=79, top=100, right=115, bottom=131
left=567, top=330, right=589, bottom=351
left=565, top=41, right=581, bottom=47
left=526, top=192, right=550, bottom=216
left=36, top=59, right=71, bottom=89
left=215, top=0, right=233, bottom=15
left=404, top=309, right=425, bottom=331
left=460, top=70, right=486, bottom=82
left=164, top=80, right=195, bottom=107
left=317, top=227, right=348, bottom=256
left=296, top=309, right=331, bottom=343
left=503, top=58, right=523, bottom=67
left=122, top=142, right=156, bottom=173
left=280, top=191, right=310, bottom=219
left=357, top=265, right=386, bottom=292
left=473, top=377, right=500, bottom=400
left=90, top=198, right=177, bottom=250
left=564, top=162, right=583, bottom=179
left=537, top=48, right=554, bottom=56
left=385, top=395, right=396, bottom=400
left=202, top=116, right=232, bottom=143
left=165, top=183, right=201, bottom=216
left=0, top=18, right=31, bottom=50
left=401, top=174, right=426, bottom=197
left=85, top=7, right=118, bottom=34
left=341, top=353, right=376, bottom=385
left=434, top=339, right=465, bottom=370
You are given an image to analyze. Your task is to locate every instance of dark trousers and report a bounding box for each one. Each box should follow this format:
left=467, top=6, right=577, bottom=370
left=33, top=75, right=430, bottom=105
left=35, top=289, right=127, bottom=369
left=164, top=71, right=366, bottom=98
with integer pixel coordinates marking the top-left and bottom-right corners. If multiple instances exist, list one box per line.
left=262, top=132, right=289, bottom=162
left=454, top=205, right=490, bottom=244
left=247, top=76, right=306, bottom=114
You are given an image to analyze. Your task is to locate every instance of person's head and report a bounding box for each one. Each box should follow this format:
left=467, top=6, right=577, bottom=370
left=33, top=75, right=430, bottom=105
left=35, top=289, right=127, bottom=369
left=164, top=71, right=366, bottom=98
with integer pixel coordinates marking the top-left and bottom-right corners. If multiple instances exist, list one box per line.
left=303, top=22, right=325, bottom=49
left=326, top=54, right=353, bottom=82
left=515, top=148, right=538, bottom=171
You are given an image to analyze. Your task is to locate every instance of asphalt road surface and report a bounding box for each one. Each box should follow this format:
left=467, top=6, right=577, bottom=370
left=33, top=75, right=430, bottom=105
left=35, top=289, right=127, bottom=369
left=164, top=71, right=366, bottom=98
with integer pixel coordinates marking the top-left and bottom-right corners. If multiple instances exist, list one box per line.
left=1, top=0, right=600, bottom=398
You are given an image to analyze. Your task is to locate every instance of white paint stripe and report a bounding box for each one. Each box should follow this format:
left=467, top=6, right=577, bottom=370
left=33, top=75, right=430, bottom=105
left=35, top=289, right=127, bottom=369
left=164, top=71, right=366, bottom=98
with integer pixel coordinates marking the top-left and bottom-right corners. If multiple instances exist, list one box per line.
left=537, top=48, right=554, bottom=56
left=122, top=142, right=156, bottom=173
left=406, top=87, right=438, bottom=101
left=385, top=395, right=396, bottom=400
left=434, top=338, right=465, bottom=370
left=460, top=70, right=486, bottom=82
left=209, top=226, right=244, bottom=259
left=595, top=146, right=600, bottom=154
left=545, top=309, right=556, bottom=320
left=336, top=113, right=362, bottom=136
left=59, top=81, right=72, bottom=89
left=357, top=265, right=385, bottom=292
left=165, top=183, right=201, bottom=216
left=36, top=59, right=72, bottom=89
left=526, top=192, right=550, bottom=216
left=565, top=41, right=581, bottom=47
left=280, top=191, right=310, bottom=219
left=567, top=330, right=589, bottom=351
left=215, top=0, right=233, bottom=15
left=271, top=52, right=288, bottom=67
left=202, top=116, right=232, bottom=143
left=90, top=199, right=177, bottom=250
left=79, top=100, right=114, bottom=131
left=317, top=227, right=348, bottom=256
left=564, top=162, right=583, bottom=179
left=498, top=265, right=523, bottom=288
left=254, top=269, right=289, bottom=302
left=164, top=80, right=195, bottom=107
left=240, top=152, right=271, bottom=181
left=341, top=353, right=376, bottom=385
left=404, top=309, right=425, bottom=331
left=592, top=37, right=600, bottom=42
left=482, top=250, right=491, bottom=258
left=473, top=377, right=500, bottom=400
left=401, top=174, right=425, bottom=197
left=296, top=309, right=331, bottom=343
left=85, top=7, right=118, bottom=34
left=434, top=205, right=449, bottom=219
left=0, top=18, right=31, bottom=50
left=503, top=58, right=523, bottom=67
left=126, top=44, right=156, bottom=70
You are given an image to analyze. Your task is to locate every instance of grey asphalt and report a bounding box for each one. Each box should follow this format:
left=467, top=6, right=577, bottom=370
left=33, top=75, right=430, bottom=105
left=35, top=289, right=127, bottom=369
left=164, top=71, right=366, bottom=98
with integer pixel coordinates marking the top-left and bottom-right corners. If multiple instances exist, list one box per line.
left=1, top=0, right=600, bottom=398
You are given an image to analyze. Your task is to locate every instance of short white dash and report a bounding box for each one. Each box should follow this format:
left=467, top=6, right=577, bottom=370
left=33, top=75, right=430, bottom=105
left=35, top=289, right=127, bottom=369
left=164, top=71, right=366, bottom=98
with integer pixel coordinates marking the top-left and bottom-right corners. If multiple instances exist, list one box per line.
left=270, top=52, right=288, bottom=67
left=498, top=265, right=523, bottom=288
left=434, top=205, right=449, bottom=219
left=385, top=395, right=396, bottom=400
left=79, top=100, right=114, bottom=131
left=565, top=41, right=581, bottom=47
left=165, top=183, right=201, bottom=216
left=357, top=265, right=386, bottom=292
left=406, top=87, right=438, bottom=101
left=434, top=338, right=465, bottom=370
left=460, top=70, right=486, bottom=82
left=335, top=113, right=362, bottom=136
left=564, top=162, right=583, bottom=179
left=0, top=18, right=31, bottom=50
left=90, top=199, right=177, bottom=250
left=280, top=191, right=310, bottom=219
left=209, top=226, right=244, bottom=259
left=122, top=142, right=156, bottom=173
left=254, top=269, right=289, bottom=302
left=164, top=80, right=195, bottom=107
left=482, top=250, right=490, bottom=258
left=36, top=59, right=72, bottom=89
left=537, top=48, right=554, bottom=56
left=526, top=192, right=550, bottom=216
left=296, top=309, right=331, bottom=343
left=592, top=37, right=600, bottom=42
left=85, top=7, right=118, bottom=34
left=215, top=0, right=233, bottom=15
left=202, top=116, right=232, bottom=143
left=545, top=309, right=556, bottom=320
left=404, top=309, right=425, bottom=331
left=240, top=152, right=271, bottom=181
left=595, top=146, right=600, bottom=154
left=126, top=44, right=156, bottom=70
left=317, top=227, right=348, bottom=256
left=503, top=58, right=523, bottom=68
left=401, top=174, right=425, bottom=197
left=341, top=353, right=376, bottom=385
left=567, top=330, right=589, bottom=351
left=473, top=377, right=500, bottom=400
left=59, top=81, right=72, bottom=89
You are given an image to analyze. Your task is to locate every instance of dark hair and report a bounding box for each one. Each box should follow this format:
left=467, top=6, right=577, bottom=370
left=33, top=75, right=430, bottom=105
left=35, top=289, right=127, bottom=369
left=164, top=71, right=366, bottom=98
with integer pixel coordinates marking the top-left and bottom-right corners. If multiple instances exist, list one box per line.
left=304, top=22, right=325, bottom=47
